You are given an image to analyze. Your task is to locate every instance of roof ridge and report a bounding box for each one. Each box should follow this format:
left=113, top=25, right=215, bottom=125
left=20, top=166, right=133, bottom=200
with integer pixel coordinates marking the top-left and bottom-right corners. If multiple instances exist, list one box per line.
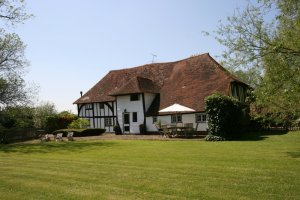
left=108, top=53, right=209, bottom=73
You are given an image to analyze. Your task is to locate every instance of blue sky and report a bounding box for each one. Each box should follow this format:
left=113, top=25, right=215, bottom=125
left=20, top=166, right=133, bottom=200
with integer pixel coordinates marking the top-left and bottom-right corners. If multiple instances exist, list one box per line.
left=16, top=0, right=250, bottom=113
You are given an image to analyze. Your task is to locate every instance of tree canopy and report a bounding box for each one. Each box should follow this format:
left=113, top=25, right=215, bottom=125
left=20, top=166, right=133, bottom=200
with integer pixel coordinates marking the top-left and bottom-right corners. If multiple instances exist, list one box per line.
left=0, top=0, right=33, bottom=107
left=208, top=0, right=300, bottom=124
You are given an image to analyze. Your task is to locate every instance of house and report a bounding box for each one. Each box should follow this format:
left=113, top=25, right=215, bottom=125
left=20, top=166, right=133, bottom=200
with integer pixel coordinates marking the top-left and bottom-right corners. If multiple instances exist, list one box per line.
left=73, top=53, right=248, bottom=134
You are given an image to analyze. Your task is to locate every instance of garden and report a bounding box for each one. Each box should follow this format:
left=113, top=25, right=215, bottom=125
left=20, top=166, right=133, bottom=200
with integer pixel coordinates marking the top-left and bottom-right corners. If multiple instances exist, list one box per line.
left=0, top=131, right=299, bottom=199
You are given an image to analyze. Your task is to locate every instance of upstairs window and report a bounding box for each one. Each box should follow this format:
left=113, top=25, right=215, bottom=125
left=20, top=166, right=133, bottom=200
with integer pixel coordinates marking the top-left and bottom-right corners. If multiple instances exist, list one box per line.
left=99, top=103, right=104, bottom=109
left=85, top=104, right=92, bottom=110
left=130, top=94, right=140, bottom=101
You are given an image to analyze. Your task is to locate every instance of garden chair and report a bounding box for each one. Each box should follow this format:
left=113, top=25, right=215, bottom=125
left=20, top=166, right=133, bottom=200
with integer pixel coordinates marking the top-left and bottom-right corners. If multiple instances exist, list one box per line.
left=55, top=133, right=63, bottom=141
left=40, top=134, right=50, bottom=142
left=67, top=132, right=74, bottom=141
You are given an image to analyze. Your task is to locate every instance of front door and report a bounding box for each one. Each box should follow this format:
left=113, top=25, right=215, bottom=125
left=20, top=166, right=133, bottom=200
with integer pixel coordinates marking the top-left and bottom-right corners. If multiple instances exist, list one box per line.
left=123, top=112, right=130, bottom=134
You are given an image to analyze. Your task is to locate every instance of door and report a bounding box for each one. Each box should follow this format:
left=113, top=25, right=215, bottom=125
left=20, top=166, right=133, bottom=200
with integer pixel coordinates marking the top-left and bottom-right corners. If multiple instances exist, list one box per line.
left=123, top=112, right=130, bottom=134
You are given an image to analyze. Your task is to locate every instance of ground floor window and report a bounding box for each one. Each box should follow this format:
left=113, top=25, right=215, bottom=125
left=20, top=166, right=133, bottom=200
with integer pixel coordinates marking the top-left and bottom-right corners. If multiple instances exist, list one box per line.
left=195, top=113, right=207, bottom=123
left=152, top=116, right=157, bottom=123
left=104, top=117, right=112, bottom=127
left=132, top=112, right=138, bottom=122
left=171, top=115, right=182, bottom=123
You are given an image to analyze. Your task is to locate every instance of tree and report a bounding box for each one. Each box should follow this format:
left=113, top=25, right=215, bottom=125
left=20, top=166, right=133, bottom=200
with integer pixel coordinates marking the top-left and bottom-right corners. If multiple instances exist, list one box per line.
left=0, top=0, right=33, bottom=106
left=207, top=0, right=300, bottom=124
left=33, top=102, right=57, bottom=130
left=0, top=106, right=34, bottom=128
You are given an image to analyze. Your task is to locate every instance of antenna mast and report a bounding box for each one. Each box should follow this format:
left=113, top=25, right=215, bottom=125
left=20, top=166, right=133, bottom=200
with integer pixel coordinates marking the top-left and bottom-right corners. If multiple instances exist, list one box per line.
left=151, top=54, right=157, bottom=63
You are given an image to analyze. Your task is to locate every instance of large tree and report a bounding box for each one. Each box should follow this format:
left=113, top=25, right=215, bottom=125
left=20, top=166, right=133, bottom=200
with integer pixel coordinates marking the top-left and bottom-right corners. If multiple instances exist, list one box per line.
left=0, top=0, right=33, bottom=106
left=208, top=0, right=300, bottom=124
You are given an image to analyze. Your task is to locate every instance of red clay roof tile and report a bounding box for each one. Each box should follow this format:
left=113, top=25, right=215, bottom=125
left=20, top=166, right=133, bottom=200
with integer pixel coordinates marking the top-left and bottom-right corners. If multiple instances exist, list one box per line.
left=74, top=53, right=247, bottom=112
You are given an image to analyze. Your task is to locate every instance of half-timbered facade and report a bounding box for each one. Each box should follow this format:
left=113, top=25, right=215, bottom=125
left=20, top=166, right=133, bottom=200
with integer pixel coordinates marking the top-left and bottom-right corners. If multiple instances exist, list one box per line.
left=74, top=53, right=249, bottom=134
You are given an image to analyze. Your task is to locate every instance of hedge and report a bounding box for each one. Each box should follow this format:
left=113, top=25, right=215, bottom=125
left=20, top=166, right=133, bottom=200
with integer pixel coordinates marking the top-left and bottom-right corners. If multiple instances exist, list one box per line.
left=205, top=93, right=248, bottom=140
left=52, top=128, right=106, bottom=137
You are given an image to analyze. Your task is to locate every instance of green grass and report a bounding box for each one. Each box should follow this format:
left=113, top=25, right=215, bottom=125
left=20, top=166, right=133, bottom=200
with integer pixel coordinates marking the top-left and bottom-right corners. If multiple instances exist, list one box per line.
left=0, top=131, right=299, bottom=200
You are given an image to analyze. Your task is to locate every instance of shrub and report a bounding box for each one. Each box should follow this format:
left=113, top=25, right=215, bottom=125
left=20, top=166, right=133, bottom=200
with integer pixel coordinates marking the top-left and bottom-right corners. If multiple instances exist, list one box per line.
left=52, top=128, right=105, bottom=137
left=67, top=118, right=89, bottom=129
left=113, top=125, right=122, bottom=135
left=204, top=134, right=226, bottom=141
left=205, top=93, right=248, bottom=140
left=46, top=111, right=78, bottom=132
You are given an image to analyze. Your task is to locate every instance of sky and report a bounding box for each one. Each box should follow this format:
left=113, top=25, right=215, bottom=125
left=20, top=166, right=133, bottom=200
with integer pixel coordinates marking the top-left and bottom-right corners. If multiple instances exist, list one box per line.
left=15, top=0, right=251, bottom=113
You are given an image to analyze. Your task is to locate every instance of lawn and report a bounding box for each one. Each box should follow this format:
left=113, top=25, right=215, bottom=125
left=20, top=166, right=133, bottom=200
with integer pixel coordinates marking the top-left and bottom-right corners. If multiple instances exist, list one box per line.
left=0, top=131, right=299, bottom=200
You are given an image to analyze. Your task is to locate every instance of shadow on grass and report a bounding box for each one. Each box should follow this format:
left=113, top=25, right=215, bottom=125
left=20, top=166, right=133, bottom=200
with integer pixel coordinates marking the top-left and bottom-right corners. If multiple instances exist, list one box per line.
left=286, top=150, right=300, bottom=158
left=0, top=140, right=117, bottom=154
left=237, top=130, right=289, bottom=141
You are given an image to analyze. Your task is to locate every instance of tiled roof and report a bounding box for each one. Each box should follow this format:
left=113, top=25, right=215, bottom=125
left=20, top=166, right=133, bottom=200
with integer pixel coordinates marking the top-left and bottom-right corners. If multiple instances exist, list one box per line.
left=109, top=76, right=160, bottom=96
left=74, top=53, right=247, bottom=113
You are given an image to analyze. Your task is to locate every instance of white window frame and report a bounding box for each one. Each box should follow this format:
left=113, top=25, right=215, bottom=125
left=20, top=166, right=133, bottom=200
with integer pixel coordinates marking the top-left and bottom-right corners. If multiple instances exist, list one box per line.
left=195, top=113, right=208, bottom=123
left=104, top=117, right=112, bottom=127
left=171, top=115, right=182, bottom=123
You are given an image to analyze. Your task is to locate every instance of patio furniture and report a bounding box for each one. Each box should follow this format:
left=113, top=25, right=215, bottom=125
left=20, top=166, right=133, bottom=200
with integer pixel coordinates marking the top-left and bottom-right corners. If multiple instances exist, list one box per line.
left=40, top=134, right=50, bottom=142
left=67, top=132, right=74, bottom=141
left=159, top=125, right=172, bottom=137
left=55, top=133, right=63, bottom=141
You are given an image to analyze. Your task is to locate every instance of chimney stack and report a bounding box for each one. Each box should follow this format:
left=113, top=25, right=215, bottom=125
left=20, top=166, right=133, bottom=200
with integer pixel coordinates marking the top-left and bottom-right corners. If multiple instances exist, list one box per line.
left=80, top=91, right=83, bottom=97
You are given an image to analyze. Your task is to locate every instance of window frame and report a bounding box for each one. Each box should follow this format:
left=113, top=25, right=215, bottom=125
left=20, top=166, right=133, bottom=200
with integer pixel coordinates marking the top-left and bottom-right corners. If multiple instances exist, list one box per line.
left=85, top=103, right=93, bottom=110
left=195, top=113, right=208, bottom=123
left=104, top=117, right=112, bottom=127
left=171, top=115, right=182, bottom=123
left=132, top=112, right=138, bottom=122
left=152, top=116, right=157, bottom=124
left=130, top=94, right=140, bottom=101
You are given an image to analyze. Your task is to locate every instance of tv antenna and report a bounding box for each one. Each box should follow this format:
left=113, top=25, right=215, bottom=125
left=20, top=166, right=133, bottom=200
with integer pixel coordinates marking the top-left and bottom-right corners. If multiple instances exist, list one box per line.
left=151, top=54, right=157, bottom=63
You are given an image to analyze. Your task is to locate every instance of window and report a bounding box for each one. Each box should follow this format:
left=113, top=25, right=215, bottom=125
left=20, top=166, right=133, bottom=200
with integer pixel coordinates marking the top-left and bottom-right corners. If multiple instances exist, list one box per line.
left=171, top=115, right=182, bottom=123
left=130, top=94, right=140, bottom=101
left=152, top=116, right=157, bottom=123
left=104, top=118, right=112, bottom=127
left=99, top=103, right=104, bottom=109
left=85, top=104, right=92, bottom=110
left=195, top=113, right=208, bottom=123
left=132, top=112, right=138, bottom=122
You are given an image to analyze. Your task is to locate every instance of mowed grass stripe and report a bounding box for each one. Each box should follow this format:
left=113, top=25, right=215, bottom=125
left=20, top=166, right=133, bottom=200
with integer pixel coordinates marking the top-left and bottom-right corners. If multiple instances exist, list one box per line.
left=0, top=132, right=299, bottom=199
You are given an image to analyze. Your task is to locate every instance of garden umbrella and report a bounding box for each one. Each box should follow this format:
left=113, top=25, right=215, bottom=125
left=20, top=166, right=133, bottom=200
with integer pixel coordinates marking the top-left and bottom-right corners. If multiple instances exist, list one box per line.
left=159, top=103, right=195, bottom=123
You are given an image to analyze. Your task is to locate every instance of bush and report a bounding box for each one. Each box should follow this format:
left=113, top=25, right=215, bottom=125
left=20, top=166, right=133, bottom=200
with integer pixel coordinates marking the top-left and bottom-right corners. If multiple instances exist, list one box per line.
left=204, top=134, right=226, bottom=141
left=113, top=125, right=122, bottom=135
left=68, top=118, right=89, bottom=129
left=52, top=128, right=105, bottom=137
left=205, top=93, right=248, bottom=140
left=46, top=111, right=77, bottom=132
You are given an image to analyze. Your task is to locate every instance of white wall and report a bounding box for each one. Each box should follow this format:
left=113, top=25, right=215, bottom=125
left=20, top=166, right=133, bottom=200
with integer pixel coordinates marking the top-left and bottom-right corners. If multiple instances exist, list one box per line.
left=144, top=93, right=156, bottom=111
left=116, top=95, right=144, bottom=134
left=146, top=113, right=208, bottom=132
left=78, top=102, right=116, bottom=132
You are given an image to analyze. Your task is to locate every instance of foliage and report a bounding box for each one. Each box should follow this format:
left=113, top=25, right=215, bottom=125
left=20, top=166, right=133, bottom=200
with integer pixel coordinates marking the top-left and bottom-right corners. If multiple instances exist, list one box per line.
left=67, top=118, right=89, bottom=129
left=204, top=134, right=226, bottom=141
left=45, top=111, right=77, bottom=133
left=0, top=106, right=34, bottom=128
left=113, top=125, right=122, bottom=135
left=205, top=93, right=247, bottom=139
left=33, top=102, right=57, bottom=130
left=0, top=0, right=35, bottom=106
left=206, top=0, right=300, bottom=125
left=52, top=128, right=105, bottom=137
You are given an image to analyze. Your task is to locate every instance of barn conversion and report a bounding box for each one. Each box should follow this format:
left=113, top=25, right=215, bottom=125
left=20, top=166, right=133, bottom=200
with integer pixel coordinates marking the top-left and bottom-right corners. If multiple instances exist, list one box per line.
left=74, top=53, right=248, bottom=134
